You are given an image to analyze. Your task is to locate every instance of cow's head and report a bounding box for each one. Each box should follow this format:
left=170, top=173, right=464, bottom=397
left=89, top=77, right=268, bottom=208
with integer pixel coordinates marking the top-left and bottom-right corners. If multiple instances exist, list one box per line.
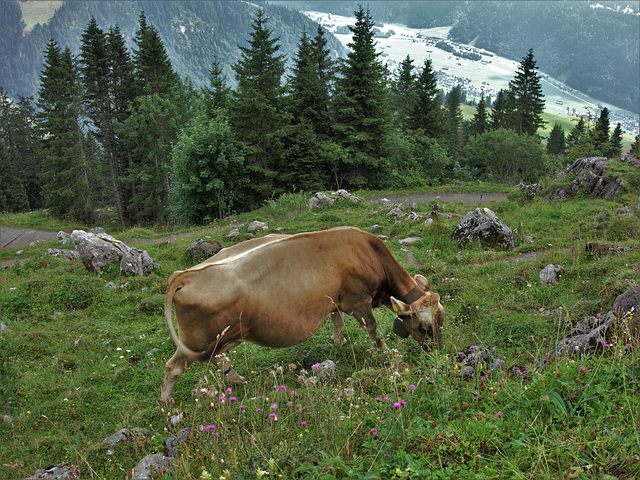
left=390, top=275, right=444, bottom=350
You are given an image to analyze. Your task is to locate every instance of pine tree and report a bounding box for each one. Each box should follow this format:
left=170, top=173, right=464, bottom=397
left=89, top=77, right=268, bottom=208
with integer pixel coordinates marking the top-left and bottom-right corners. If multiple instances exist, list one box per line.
left=332, top=5, right=391, bottom=188
left=0, top=89, right=40, bottom=211
left=133, top=12, right=178, bottom=97
left=630, top=135, right=640, bottom=157
left=230, top=8, right=288, bottom=208
left=390, top=55, right=416, bottom=131
left=204, top=56, right=230, bottom=115
left=509, top=49, right=545, bottom=135
left=608, top=122, right=623, bottom=158
left=590, top=107, right=611, bottom=155
left=310, top=24, right=335, bottom=138
left=446, top=86, right=464, bottom=162
left=37, top=39, right=91, bottom=221
left=124, top=13, right=180, bottom=222
left=80, top=17, right=129, bottom=226
left=409, top=58, right=445, bottom=138
left=106, top=25, right=137, bottom=223
left=470, top=95, right=488, bottom=135
left=490, top=89, right=517, bottom=131
left=546, top=123, right=566, bottom=156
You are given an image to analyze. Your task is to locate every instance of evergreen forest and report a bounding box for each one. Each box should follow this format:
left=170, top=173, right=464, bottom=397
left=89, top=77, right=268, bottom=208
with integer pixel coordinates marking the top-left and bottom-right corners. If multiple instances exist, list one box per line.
left=1, top=5, right=637, bottom=226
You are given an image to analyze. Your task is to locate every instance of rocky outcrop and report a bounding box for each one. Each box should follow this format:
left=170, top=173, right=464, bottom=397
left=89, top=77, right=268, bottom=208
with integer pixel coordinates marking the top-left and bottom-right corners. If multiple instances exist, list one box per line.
left=451, top=207, right=514, bottom=250
left=186, top=238, right=223, bottom=261
left=547, top=157, right=626, bottom=200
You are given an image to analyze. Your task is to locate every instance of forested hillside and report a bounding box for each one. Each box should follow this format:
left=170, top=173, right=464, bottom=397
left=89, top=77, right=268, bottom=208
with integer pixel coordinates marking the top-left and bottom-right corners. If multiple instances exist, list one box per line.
left=278, top=0, right=640, bottom=114
left=0, top=0, right=346, bottom=101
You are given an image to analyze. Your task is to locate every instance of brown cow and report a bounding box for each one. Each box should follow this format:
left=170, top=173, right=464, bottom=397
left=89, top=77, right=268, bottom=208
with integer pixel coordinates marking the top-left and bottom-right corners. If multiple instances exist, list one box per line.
left=161, top=227, right=444, bottom=403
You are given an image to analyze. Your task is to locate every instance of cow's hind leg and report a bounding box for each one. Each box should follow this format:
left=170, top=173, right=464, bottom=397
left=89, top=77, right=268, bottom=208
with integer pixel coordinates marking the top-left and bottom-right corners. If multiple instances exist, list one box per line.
left=330, top=311, right=348, bottom=345
left=216, top=353, right=248, bottom=385
left=161, top=349, right=191, bottom=404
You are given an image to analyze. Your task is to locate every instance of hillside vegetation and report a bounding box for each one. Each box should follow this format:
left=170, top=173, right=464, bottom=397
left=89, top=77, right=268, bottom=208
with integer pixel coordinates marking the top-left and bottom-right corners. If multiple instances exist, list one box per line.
left=1, top=171, right=639, bottom=478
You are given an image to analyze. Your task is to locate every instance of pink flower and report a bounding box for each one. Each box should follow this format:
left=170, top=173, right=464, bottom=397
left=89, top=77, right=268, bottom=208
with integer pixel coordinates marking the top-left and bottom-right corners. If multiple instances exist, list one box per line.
left=226, top=387, right=232, bottom=394
left=229, top=397, right=237, bottom=402
left=290, top=390, right=298, bottom=397
left=392, top=402, right=401, bottom=409
left=375, top=397, right=382, bottom=402
left=271, top=403, right=278, bottom=411
left=219, top=396, right=226, bottom=403
left=370, top=428, right=378, bottom=435
left=495, top=411, right=504, bottom=419
left=205, top=424, right=216, bottom=432
left=312, top=364, right=319, bottom=371
left=408, top=385, right=416, bottom=390
left=279, top=385, right=287, bottom=392
left=269, top=413, right=278, bottom=420
left=579, top=366, right=586, bottom=373
left=255, top=408, right=262, bottom=412
left=301, top=421, right=307, bottom=426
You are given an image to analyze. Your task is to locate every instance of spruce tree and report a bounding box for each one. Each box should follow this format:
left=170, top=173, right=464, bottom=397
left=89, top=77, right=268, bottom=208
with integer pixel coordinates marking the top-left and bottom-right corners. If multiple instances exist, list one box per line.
left=509, top=49, right=545, bottom=135
left=446, top=86, right=464, bottom=162
left=546, top=123, right=566, bottom=156
left=590, top=107, right=611, bottom=155
left=310, top=24, right=335, bottom=138
left=390, top=55, right=416, bottom=131
left=124, top=13, right=180, bottom=222
left=80, top=17, right=129, bottom=226
left=230, top=8, right=287, bottom=208
left=204, top=56, right=230, bottom=115
left=36, top=39, right=91, bottom=221
left=490, top=89, right=517, bottom=131
left=408, top=58, right=445, bottom=138
left=0, top=89, right=39, bottom=211
left=470, top=95, right=488, bottom=135
left=608, top=123, right=623, bottom=158
left=332, top=5, right=391, bottom=188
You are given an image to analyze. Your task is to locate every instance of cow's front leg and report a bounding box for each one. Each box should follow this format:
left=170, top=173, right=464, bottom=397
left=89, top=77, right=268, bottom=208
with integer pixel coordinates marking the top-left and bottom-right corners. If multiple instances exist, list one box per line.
left=161, top=349, right=191, bottom=404
left=216, top=353, right=248, bottom=385
left=359, top=311, right=385, bottom=350
left=330, top=311, right=348, bottom=345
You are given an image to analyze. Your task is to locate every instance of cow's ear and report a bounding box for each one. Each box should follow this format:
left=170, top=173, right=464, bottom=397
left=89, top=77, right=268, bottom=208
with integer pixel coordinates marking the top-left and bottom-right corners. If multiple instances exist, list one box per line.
left=390, top=296, right=411, bottom=315
left=414, top=274, right=430, bottom=291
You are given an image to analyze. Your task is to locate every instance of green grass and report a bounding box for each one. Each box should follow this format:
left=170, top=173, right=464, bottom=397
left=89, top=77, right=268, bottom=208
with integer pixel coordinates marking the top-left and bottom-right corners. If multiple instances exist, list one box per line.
left=1, top=187, right=639, bottom=479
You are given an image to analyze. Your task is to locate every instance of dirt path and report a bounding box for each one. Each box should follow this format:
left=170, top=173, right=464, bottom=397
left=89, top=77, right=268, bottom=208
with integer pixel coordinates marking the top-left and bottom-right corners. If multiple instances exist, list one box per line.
left=1, top=192, right=508, bottom=251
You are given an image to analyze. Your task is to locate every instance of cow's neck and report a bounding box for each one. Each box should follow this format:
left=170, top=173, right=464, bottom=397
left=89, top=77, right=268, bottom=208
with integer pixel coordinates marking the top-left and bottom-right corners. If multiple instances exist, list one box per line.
left=401, top=286, right=425, bottom=304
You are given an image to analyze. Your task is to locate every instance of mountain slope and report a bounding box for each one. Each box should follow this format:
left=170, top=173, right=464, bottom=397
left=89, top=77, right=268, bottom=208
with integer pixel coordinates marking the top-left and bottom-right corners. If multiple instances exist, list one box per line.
left=0, top=0, right=346, bottom=101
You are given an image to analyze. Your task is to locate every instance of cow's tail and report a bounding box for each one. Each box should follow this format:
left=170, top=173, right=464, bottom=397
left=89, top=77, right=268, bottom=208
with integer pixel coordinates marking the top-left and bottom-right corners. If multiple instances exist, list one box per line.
left=165, top=281, right=242, bottom=363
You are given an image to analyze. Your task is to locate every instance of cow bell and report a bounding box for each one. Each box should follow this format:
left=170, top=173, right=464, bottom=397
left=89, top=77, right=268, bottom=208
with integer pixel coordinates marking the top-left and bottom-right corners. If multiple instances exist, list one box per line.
left=393, top=316, right=410, bottom=338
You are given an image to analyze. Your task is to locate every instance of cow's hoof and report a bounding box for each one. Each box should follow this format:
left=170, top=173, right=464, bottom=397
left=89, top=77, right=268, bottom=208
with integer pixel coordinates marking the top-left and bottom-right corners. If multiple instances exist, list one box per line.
left=228, top=371, right=248, bottom=385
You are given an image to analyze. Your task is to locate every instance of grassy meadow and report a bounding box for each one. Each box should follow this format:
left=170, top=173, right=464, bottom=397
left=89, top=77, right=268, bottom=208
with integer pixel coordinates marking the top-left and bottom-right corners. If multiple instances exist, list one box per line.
left=1, top=170, right=639, bottom=479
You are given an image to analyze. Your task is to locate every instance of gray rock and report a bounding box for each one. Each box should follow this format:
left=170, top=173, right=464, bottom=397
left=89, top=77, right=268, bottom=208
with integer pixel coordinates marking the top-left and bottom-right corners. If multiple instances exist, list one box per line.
left=247, top=221, right=268, bottom=233
left=164, top=426, right=200, bottom=458
left=377, top=198, right=394, bottom=207
left=399, top=236, right=422, bottom=246
left=45, top=248, right=79, bottom=261
left=462, top=366, right=475, bottom=381
left=129, top=454, right=173, bottom=480
left=24, top=462, right=79, bottom=480
left=71, top=230, right=128, bottom=270
left=539, top=264, right=564, bottom=285
left=57, top=231, right=71, bottom=244
left=101, top=428, right=148, bottom=448
left=369, top=224, right=383, bottom=233
left=387, top=207, right=404, bottom=218
left=0, top=321, right=8, bottom=331
left=617, top=205, right=633, bottom=217
left=309, top=192, right=334, bottom=210
left=613, top=286, right=640, bottom=318
left=335, top=189, right=362, bottom=203
left=3, top=414, right=13, bottom=424
left=225, top=228, right=239, bottom=238
left=121, top=249, right=161, bottom=276
left=516, top=182, right=541, bottom=200
left=186, top=239, right=223, bottom=261
left=451, top=207, right=515, bottom=250
left=70, top=229, right=159, bottom=275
